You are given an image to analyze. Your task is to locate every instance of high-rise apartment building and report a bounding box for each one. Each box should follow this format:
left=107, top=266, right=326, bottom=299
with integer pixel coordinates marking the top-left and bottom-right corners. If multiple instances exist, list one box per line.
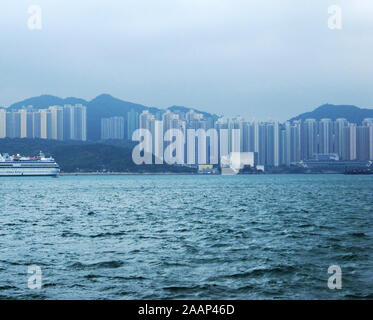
left=363, top=119, right=373, bottom=160
left=301, top=119, right=318, bottom=160
left=62, top=104, right=87, bottom=141
left=319, top=118, right=333, bottom=154
left=0, top=109, right=6, bottom=138
left=334, top=118, right=348, bottom=157
left=357, top=126, right=370, bottom=161
left=19, top=109, right=28, bottom=138
left=6, top=111, right=21, bottom=138
left=127, top=109, right=139, bottom=140
left=0, top=104, right=86, bottom=141
left=49, top=106, right=64, bottom=140
left=73, top=104, right=87, bottom=141
left=39, top=109, right=51, bottom=139
left=101, top=117, right=125, bottom=140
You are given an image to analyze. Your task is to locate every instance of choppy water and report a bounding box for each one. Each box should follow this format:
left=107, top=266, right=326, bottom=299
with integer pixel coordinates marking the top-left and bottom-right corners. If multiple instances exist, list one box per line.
left=0, top=174, right=373, bottom=300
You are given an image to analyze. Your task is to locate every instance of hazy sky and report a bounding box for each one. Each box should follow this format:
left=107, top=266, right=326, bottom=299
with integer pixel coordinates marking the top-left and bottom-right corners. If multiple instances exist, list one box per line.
left=1, top=0, right=373, bottom=120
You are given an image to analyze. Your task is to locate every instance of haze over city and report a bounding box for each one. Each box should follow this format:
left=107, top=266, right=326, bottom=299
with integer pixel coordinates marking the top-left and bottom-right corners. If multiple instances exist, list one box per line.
left=1, top=0, right=373, bottom=121
left=2, top=1, right=373, bottom=305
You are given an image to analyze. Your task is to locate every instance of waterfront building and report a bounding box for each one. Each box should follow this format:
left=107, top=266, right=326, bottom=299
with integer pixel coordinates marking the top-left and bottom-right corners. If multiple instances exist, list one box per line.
left=101, top=116, right=125, bottom=140
left=49, top=106, right=64, bottom=141
left=319, top=118, right=333, bottom=154
left=19, top=109, right=28, bottom=138
left=6, top=111, right=21, bottom=138
left=63, top=105, right=75, bottom=140
left=127, top=109, right=139, bottom=140
left=334, top=118, right=348, bottom=158
left=1, top=104, right=86, bottom=141
left=73, top=104, right=87, bottom=141
left=0, top=109, right=6, bottom=138
left=357, top=126, right=370, bottom=161
left=301, top=119, right=318, bottom=160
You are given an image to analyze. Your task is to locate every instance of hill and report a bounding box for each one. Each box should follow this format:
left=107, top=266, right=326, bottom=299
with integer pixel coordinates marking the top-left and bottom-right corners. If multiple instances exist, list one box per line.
left=8, top=95, right=88, bottom=110
left=85, top=94, right=152, bottom=141
left=0, top=138, right=196, bottom=173
left=6, top=94, right=218, bottom=141
left=290, top=104, right=373, bottom=124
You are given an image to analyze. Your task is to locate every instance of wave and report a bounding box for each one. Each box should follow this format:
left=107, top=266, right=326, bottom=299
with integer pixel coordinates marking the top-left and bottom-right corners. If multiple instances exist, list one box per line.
left=69, top=261, right=124, bottom=270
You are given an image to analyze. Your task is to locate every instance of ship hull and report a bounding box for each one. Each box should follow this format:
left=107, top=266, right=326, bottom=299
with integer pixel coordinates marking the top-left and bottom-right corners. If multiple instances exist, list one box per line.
left=0, top=168, right=60, bottom=177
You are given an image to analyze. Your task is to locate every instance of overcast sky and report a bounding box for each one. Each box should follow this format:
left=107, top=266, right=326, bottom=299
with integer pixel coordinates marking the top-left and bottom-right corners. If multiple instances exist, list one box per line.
left=0, top=0, right=372, bottom=120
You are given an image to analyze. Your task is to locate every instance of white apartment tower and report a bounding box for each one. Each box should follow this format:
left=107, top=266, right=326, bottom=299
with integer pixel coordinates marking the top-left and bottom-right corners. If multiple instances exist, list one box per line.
left=49, top=106, right=64, bottom=140
left=0, top=109, right=6, bottom=138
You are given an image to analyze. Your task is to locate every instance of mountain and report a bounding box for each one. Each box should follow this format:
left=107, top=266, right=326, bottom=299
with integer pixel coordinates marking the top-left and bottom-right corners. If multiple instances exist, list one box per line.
left=8, top=95, right=88, bottom=110
left=6, top=96, right=373, bottom=136
left=86, top=94, right=151, bottom=140
left=290, top=104, right=373, bottom=124
left=6, top=94, right=218, bottom=141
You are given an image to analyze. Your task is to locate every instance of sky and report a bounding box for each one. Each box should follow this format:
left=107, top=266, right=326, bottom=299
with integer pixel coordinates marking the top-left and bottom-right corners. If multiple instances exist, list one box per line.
left=0, top=0, right=372, bottom=121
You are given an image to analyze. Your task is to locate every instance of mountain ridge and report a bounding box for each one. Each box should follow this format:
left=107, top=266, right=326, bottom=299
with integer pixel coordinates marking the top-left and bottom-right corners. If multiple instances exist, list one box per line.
left=290, top=103, right=373, bottom=123
left=8, top=95, right=88, bottom=109
left=7, top=93, right=218, bottom=117
left=3, top=96, right=373, bottom=140
left=5, top=94, right=220, bottom=140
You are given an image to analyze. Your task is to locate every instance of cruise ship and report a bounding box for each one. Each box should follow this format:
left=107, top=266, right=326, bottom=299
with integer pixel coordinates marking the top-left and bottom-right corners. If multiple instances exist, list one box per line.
left=0, top=152, right=60, bottom=177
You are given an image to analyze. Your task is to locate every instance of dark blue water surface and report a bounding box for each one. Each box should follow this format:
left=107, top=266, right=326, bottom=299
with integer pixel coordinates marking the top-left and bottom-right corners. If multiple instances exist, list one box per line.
left=0, top=174, right=373, bottom=299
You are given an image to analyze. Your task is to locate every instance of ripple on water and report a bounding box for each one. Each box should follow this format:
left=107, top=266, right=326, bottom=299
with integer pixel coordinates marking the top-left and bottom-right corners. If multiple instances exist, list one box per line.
left=0, top=174, right=373, bottom=299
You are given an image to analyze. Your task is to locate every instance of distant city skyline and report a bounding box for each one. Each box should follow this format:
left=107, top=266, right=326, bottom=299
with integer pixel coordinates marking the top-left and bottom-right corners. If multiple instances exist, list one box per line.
left=3, top=104, right=373, bottom=166
left=1, top=1, right=373, bottom=121
left=101, top=108, right=373, bottom=166
left=2, top=93, right=373, bottom=123
left=0, top=105, right=87, bottom=141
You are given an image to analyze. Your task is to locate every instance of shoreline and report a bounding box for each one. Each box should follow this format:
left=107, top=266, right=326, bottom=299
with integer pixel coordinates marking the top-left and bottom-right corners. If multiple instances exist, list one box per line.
left=59, top=172, right=199, bottom=176
left=58, top=172, right=369, bottom=176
